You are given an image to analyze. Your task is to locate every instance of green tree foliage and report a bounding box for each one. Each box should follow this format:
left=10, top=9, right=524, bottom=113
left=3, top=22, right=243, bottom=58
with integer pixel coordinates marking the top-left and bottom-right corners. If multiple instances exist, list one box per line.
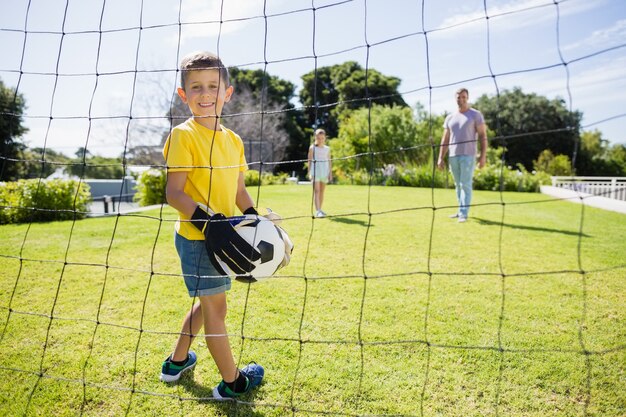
left=20, top=147, right=71, bottom=179
left=331, top=104, right=428, bottom=175
left=473, top=87, right=581, bottom=171
left=576, top=129, right=626, bottom=176
left=0, top=78, right=28, bottom=181
left=66, top=148, right=125, bottom=179
left=299, top=62, right=407, bottom=139
left=533, top=149, right=573, bottom=176
left=413, top=102, right=446, bottom=162
left=606, top=144, right=626, bottom=176
left=230, top=67, right=295, bottom=106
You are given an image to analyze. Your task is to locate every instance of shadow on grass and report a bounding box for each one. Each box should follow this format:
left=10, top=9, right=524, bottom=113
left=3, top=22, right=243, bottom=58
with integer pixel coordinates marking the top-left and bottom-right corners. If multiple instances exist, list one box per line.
left=177, top=373, right=267, bottom=417
left=473, top=217, right=591, bottom=238
left=328, top=216, right=371, bottom=227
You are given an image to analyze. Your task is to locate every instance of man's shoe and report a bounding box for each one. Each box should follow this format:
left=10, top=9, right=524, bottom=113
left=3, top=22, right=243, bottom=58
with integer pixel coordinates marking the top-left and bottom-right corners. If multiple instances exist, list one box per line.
left=449, top=213, right=460, bottom=218
left=160, top=351, right=197, bottom=382
left=213, top=362, right=264, bottom=399
left=458, top=216, right=467, bottom=223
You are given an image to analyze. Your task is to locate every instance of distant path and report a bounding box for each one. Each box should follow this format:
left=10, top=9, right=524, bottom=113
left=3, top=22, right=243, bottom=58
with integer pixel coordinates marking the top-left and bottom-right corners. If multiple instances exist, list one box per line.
left=88, top=202, right=164, bottom=216
left=540, top=185, right=626, bottom=214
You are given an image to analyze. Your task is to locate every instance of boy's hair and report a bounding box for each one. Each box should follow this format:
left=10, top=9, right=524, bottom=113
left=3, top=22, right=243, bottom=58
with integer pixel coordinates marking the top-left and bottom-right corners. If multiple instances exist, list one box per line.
left=179, top=51, right=230, bottom=90
left=456, top=87, right=469, bottom=96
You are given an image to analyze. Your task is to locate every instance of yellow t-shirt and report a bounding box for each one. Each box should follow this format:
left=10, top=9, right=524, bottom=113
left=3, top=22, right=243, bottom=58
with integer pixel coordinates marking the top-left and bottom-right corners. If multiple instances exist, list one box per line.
left=163, top=118, right=247, bottom=240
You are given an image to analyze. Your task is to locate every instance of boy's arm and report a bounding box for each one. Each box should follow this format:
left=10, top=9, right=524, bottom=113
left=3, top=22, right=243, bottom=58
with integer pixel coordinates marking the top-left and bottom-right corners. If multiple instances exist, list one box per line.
left=235, top=171, right=256, bottom=214
left=165, top=171, right=197, bottom=217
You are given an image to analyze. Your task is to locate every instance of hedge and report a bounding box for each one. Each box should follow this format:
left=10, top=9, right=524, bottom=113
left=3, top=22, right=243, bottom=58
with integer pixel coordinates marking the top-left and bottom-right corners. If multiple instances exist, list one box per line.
left=0, top=179, right=91, bottom=224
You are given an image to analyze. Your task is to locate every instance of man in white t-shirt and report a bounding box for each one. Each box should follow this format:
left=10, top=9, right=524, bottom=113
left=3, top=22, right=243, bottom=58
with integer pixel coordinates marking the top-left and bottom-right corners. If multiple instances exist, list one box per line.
left=437, top=88, right=488, bottom=223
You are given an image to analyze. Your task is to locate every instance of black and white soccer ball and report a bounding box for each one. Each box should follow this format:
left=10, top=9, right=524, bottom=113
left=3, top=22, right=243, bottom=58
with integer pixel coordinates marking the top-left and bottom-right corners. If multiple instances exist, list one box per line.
left=218, top=214, right=289, bottom=282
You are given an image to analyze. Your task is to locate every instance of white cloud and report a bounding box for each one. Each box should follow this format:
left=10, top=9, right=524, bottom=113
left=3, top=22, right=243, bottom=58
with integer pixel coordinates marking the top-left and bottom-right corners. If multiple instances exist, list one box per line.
left=563, top=19, right=626, bottom=52
left=437, top=0, right=601, bottom=36
left=176, top=0, right=275, bottom=41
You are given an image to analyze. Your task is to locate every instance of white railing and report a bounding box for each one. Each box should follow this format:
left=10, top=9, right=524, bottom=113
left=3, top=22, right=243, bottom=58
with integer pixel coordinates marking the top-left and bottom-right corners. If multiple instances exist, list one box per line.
left=551, top=176, right=626, bottom=201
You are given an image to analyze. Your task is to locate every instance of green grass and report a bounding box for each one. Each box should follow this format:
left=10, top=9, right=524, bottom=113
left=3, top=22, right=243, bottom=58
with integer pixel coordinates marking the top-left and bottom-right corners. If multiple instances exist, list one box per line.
left=0, top=185, right=624, bottom=417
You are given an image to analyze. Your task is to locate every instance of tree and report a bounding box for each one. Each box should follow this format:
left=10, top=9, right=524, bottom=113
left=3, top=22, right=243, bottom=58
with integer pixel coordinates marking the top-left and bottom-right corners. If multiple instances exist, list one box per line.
left=222, top=84, right=290, bottom=168
left=0, top=78, right=28, bottom=181
left=331, top=104, right=428, bottom=174
left=533, top=149, right=573, bottom=176
left=473, top=87, right=582, bottom=171
left=299, top=62, right=407, bottom=139
left=576, top=129, right=626, bottom=176
left=226, top=68, right=306, bottom=173
left=20, top=147, right=71, bottom=179
left=605, top=144, right=626, bottom=176
left=66, top=151, right=125, bottom=179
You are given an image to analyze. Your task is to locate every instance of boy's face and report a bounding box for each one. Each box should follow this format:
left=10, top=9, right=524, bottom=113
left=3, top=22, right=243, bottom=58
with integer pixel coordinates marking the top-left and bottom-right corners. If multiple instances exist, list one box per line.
left=177, top=69, right=233, bottom=125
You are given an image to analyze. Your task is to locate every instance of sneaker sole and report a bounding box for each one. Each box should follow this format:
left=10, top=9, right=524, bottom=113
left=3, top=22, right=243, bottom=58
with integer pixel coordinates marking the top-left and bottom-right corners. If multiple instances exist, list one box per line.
left=159, top=362, right=196, bottom=383
left=212, top=386, right=229, bottom=400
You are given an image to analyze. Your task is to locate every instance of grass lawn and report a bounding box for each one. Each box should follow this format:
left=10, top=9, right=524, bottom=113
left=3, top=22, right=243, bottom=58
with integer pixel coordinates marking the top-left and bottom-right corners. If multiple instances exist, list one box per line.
left=0, top=184, right=624, bottom=416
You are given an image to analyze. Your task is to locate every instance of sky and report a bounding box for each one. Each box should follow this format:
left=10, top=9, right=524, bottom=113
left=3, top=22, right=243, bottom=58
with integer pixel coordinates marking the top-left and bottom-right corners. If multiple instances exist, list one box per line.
left=1, top=0, right=625, bottom=159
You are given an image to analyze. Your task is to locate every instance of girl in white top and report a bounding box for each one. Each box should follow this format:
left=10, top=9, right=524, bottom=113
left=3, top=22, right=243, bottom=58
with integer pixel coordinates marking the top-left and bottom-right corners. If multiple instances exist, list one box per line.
left=307, top=128, right=332, bottom=217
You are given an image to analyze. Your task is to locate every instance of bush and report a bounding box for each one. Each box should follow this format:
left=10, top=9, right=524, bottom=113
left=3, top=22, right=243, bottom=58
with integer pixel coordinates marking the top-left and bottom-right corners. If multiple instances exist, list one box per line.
left=333, top=161, right=549, bottom=193
left=335, top=164, right=449, bottom=188
left=244, top=169, right=260, bottom=186
left=533, top=150, right=573, bottom=176
left=334, top=168, right=384, bottom=185
left=0, top=179, right=91, bottom=224
left=134, top=169, right=167, bottom=206
left=385, top=165, right=449, bottom=188
left=473, top=163, right=550, bottom=192
left=244, top=170, right=289, bottom=186
left=473, top=148, right=551, bottom=192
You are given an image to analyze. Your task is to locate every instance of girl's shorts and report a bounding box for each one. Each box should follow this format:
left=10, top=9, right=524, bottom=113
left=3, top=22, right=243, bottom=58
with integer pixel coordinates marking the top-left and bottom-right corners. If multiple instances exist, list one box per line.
left=174, top=233, right=231, bottom=297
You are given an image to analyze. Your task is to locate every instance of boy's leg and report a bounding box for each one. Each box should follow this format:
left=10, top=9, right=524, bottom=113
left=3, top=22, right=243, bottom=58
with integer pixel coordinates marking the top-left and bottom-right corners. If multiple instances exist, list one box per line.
left=200, top=292, right=265, bottom=399
left=172, top=301, right=203, bottom=362
left=161, top=300, right=201, bottom=382
left=199, top=293, right=239, bottom=383
left=162, top=233, right=232, bottom=382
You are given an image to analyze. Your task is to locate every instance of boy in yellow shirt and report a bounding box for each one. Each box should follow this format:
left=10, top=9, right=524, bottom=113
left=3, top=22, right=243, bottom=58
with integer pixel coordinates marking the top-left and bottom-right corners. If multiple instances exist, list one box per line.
left=160, top=51, right=263, bottom=399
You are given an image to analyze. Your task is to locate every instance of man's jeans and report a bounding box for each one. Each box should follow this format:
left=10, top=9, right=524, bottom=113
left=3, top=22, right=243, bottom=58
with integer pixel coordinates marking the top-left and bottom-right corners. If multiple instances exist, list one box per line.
left=449, top=155, right=475, bottom=218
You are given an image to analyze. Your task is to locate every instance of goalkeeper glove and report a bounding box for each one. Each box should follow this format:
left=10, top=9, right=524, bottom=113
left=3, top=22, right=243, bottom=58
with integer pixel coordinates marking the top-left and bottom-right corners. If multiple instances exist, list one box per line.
left=191, top=204, right=261, bottom=275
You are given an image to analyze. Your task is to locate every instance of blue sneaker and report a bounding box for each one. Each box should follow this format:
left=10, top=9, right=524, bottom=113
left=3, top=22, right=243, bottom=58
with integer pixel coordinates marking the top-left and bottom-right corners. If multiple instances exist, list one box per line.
left=160, top=351, right=197, bottom=382
left=212, top=362, right=264, bottom=399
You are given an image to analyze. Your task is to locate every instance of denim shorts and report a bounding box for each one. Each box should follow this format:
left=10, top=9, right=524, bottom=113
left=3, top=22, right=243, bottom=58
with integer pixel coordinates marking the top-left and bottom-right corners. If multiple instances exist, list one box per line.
left=174, top=233, right=231, bottom=297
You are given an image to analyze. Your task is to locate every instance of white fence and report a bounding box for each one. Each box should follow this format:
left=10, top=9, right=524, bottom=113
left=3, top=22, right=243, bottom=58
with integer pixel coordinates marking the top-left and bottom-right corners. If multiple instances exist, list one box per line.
left=551, top=176, right=626, bottom=201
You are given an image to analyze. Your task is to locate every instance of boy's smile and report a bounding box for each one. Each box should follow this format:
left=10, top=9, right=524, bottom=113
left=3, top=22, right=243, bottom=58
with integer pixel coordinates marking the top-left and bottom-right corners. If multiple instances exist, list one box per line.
left=177, top=69, right=233, bottom=129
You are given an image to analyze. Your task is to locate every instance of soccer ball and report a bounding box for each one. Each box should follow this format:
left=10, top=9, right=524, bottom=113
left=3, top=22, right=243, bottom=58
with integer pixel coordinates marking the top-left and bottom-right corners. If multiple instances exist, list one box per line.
left=216, top=214, right=288, bottom=282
